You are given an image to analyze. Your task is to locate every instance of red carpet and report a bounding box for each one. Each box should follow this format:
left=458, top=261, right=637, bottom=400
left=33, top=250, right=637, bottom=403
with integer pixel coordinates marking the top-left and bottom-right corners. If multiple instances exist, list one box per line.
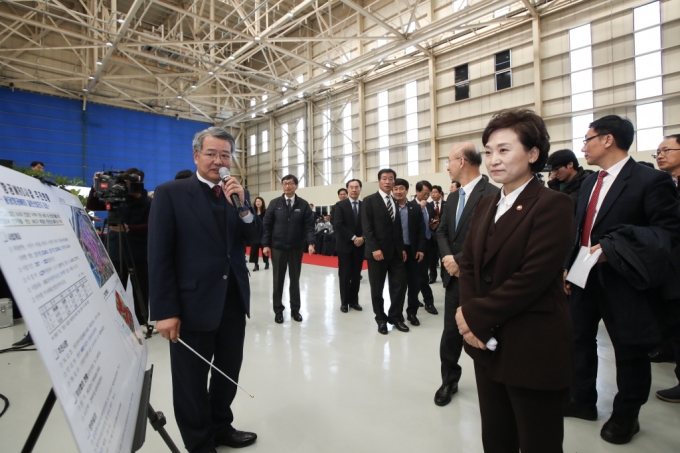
left=246, top=247, right=368, bottom=270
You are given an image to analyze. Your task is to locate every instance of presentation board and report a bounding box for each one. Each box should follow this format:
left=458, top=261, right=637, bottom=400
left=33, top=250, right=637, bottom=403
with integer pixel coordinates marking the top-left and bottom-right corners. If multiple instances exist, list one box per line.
left=0, top=166, right=147, bottom=452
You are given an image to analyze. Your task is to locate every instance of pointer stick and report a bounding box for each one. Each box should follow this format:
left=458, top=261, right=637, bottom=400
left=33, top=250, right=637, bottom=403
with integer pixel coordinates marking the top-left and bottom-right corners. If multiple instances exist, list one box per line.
left=178, top=338, right=254, bottom=398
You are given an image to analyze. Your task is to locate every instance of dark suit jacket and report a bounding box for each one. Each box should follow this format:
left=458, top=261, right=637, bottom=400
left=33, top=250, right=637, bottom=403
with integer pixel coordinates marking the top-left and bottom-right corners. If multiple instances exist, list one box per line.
left=148, top=174, right=262, bottom=330
left=427, top=200, right=445, bottom=239
left=459, top=177, right=575, bottom=390
left=566, top=158, right=680, bottom=344
left=400, top=200, right=427, bottom=258
left=334, top=198, right=364, bottom=255
left=437, top=178, right=499, bottom=288
left=362, top=191, right=404, bottom=261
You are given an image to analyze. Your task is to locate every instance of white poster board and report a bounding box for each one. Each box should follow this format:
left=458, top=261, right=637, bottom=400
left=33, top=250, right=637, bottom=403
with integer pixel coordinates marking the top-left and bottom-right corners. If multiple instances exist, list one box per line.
left=0, top=167, right=147, bottom=453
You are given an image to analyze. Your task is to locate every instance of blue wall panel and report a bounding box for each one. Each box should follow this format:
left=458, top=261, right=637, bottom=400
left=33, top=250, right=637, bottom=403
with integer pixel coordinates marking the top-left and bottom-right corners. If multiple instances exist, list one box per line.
left=0, top=87, right=208, bottom=189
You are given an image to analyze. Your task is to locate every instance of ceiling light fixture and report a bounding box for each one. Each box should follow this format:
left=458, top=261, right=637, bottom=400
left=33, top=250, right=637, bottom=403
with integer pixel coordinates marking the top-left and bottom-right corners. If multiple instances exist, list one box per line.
left=165, top=104, right=169, bottom=108
left=191, top=84, right=197, bottom=89
left=228, top=56, right=235, bottom=60
left=254, top=36, right=261, bottom=41
left=96, top=61, right=103, bottom=65
left=82, top=88, right=88, bottom=92
left=177, top=95, right=182, bottom=99
left=117, top=19, right=125, bottom=24
left=208, top=71, right=214, bottom=75
left=106, top=42, right=113, bottom=47
left=88, top=76, right=95, bottom=80
left=287, top=12, right=294, bottom=18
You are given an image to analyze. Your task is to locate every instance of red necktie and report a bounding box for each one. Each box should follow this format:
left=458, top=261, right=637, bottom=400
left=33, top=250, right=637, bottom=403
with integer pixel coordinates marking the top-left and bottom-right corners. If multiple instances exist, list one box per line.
left=212, top=185, right=221, bottom=198
left=435, top=202, right=440, bottom=217
left=580, top=171, right=608, bottom=247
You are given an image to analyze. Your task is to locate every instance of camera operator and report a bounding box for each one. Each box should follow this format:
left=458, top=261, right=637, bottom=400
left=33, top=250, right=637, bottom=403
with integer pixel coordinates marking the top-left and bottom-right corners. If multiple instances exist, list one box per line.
left=86, top=167, right=152, bottom=327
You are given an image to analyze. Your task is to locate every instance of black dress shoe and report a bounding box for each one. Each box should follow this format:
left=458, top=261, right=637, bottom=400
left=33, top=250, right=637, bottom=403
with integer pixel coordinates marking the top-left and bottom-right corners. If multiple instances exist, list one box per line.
left=349, top=303, right=362, bottom=311
left=292, top=312, right=303, bottom=322
left=656, top=384, right=680, bottom=402
left=264, top=262, right=269, bottom=270
left=563, top=398, right=597, bottom=421
left=12, top=332, right=34, bottom=349
left=390, top=320, right=410, bottom=332
left=418, top=301, right=424, bottom=307
left=217, top=429, right=258, bottom=448
left=434, top=383, right=458, bottom=406
left=377, top=322, right=388, bottom=335
left=340, top=305, right=349, bottom=313
left=253, top=264, right=259, bottom=272
left=407, top=314, right=420, bottom=326
left=425, top=305, right=438, bottom=315
left=600, top=416, right=639, bottom=445
left=274, top=313, right=284, bottom=324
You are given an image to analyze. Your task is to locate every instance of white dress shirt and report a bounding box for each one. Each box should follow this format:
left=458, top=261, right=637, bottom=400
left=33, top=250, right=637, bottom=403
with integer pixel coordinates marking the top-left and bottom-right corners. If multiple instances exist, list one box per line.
left=453, top=174, right=484, bottom=218
left=495, top=176, right=534, bottom=223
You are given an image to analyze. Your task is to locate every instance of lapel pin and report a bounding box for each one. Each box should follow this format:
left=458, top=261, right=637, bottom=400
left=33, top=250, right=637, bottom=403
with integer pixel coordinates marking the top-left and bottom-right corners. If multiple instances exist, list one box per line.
left=516, top=205, right=523, bottom=211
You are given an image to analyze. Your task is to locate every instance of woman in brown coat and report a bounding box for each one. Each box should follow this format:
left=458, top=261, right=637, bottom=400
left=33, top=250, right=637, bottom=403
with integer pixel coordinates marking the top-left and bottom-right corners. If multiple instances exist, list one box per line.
left=456, top=109, right=574, bottom=453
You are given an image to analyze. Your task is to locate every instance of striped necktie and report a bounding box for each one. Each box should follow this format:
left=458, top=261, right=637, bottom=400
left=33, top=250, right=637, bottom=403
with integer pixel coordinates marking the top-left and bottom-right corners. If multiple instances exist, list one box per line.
left=385, top=195, right=394, bottom=221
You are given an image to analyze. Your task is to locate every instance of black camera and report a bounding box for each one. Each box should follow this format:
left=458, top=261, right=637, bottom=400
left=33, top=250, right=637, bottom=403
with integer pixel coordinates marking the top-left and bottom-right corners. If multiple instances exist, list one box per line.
left=93, top=170, right=144, bottom=202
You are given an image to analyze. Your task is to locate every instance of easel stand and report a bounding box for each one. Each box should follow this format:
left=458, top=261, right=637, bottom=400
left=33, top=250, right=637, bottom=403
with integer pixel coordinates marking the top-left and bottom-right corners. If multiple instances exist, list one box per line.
left=21, top=366, right=179, bottom=453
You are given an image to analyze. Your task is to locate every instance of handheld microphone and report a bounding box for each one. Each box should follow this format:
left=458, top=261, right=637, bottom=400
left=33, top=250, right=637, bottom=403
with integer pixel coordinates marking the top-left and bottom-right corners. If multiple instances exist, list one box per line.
left=218, top=167, right=244, bottom=209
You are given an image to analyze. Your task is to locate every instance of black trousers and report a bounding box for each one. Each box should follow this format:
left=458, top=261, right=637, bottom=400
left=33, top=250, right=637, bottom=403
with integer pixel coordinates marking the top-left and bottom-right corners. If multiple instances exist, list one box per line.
left=113, top=259, right=149, bottom=326
left=404, top=245, right=421, bottom=316
left=338, top=246, right=364, bottom=307
left=271, top=247, right=303, bottom=314
left=367, top=252, right=406, bottom=324
left=570, top=272, right=652, bottom=418
left=418, top=250, right=434, bottom=307
left=248, top=243, right=269, bottom=265
left=440, top=278, right=464, bottom=385
left=169, top=289, right=246, bottom=453
left=429, top=237, right=440, bottom=279
left=475, top=362, right=568, bottom=453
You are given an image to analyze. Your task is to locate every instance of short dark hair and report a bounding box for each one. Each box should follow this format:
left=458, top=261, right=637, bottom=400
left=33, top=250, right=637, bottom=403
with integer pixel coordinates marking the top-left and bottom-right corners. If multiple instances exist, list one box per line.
left=175, top=169, right=193, bottom=179
left=462, top=146, right=482, bottom=167
left=394, top=178, right=409, bottom=190
left=482, top=109, right=550, bottom=173
left=30, top=161, right=44, bottom=168
left=125, top=167, right=145, bottom=181
left=337, top=188, right=348, bottom=195
left=282, top=174, right=298, bottom=185
left=589, top=115, right=635, bottom=152
left=415, top=180, right=432, bottom=192
left=432, top=185, right=443, bottom=194
left=346, top=178, right=363, bottom=188
left=377, top=168, right=397, bottom=180
left=638, top=161, right=655, bottom=169
left=193, top=127, right=236, bottom=155
left=451, top=181, right=461, bottom=188
left=547, top=149, right=580, bottom=171
left=665, top=134, right=680, bottom=146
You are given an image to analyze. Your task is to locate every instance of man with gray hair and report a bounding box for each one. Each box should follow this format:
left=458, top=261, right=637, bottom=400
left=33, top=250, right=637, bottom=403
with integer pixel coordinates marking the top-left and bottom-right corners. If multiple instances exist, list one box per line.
left=434, top=142, right=498, bottom=406
left=149, top=126, right=262, bottom=453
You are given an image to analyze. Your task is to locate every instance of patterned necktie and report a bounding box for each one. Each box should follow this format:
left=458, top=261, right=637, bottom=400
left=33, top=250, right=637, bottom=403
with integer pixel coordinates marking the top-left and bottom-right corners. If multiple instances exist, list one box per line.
left=353, top=201, right=358, bottom=220
left=455, top=188, right=466, bottom=229
left=212, top=185, right=221, bottom=198
left=422, top=208, right=431, bottom=240
left=580, top=171, right=608, bottom=247
left=385, top=195, right=394, bottom=221
left=435, top=202, right=440, bottom=217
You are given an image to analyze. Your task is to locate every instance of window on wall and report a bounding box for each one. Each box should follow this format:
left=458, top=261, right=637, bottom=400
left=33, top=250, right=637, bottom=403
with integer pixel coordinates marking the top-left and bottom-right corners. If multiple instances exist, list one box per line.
left=405, top=81, right=419, bottom=175
left=404, top=22, right=417, bottom=54
left=249, top=134, right=256, bottom=156
left=296, top=118, right=305, bottom=187
left=296, top=74, right=304, bottom=98
left=250, top=98, right=256, bottom=118
left=281, top=123, right=289, bottom=176
left=569, top=24, right=593, bottom=112
left=342, top=103, right=353, bottom=183
left=634, top=1, right=663, bottom=151
left=494, top=5, right=510, bottom=18
left=377, top=90, right=389, bottom=168
left=572, top=114, right=593, bottom=155
left=455, top=64, right=470, bottom=101
left=261, top=95, right=268, bottom=112
left=495, top=50, right=512, bottom=91
left=322, top=108, right=331, bottom=184
left=261, top=130, right=269, bottom=154
left=452, top=0, right=468, bottom=13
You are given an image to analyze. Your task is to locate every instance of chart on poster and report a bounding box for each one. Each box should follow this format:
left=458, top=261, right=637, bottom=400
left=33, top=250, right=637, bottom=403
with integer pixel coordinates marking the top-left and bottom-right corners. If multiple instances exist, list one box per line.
left=0, top=166, right=147, bottom=453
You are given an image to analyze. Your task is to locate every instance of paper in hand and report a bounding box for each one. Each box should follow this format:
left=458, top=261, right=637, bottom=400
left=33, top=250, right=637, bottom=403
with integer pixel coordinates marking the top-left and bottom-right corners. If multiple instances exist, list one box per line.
left=566, top=246, right=602, bottom=289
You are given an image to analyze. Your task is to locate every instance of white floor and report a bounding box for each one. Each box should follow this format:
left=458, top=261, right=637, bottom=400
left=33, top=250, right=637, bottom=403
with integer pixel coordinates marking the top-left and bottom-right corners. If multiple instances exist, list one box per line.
left=1, top=261, right=679, bottom=453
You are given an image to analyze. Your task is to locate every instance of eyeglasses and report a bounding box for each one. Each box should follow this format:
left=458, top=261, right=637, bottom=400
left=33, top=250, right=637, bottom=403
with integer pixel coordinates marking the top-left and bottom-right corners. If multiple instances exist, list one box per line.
left=282, top=181, right=297, bottom=186
left=445, top=157, right=465, bottom=168
left=582, top=134, right=604, bottom=146
left=652, top=148, right=680, bottom=159
left=199, top=151, right=231, bottom=161
left=550, top=165, right=564, bottom=173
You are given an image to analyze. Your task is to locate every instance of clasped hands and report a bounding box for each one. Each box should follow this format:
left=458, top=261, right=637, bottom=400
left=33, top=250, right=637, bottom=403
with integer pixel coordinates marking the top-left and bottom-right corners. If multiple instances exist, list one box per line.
left=455, top=307, right=487, bottom=350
